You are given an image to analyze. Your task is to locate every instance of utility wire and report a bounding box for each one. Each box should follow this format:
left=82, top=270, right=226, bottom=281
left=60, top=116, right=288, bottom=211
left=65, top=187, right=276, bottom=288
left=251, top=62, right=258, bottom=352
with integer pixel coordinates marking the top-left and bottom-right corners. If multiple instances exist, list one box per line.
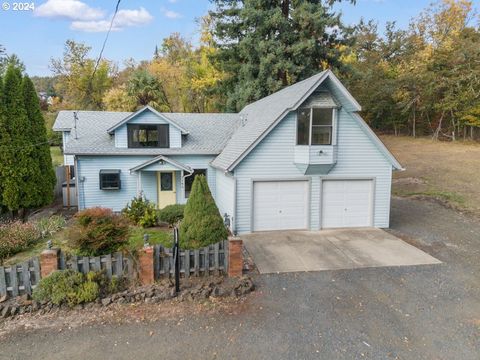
left=90, top=0, right=122, bottom=83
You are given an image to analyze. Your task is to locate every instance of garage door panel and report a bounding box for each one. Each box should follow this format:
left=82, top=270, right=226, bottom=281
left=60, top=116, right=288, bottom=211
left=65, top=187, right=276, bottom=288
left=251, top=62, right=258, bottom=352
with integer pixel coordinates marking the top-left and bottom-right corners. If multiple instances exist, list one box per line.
left=322, top=180, right=373, bottom=228
left=253, top=180, right=309, bottom=231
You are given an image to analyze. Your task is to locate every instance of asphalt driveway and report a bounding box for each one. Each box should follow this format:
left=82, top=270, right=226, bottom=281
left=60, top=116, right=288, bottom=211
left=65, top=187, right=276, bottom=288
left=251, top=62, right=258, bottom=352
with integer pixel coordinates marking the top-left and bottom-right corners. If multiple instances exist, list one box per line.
left=1, top=197, right=480, bottom=360
left=243, top=228, right=440, bottom=273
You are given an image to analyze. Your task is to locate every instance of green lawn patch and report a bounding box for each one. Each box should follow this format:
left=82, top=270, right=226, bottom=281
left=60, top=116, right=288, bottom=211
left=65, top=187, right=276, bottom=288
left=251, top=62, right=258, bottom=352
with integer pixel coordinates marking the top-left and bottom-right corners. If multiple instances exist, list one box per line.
left=50, top=146, right=63, bottom=166
left=394, top=188, right=466, bottom=206
left=127, top=226, right=173, bottom=251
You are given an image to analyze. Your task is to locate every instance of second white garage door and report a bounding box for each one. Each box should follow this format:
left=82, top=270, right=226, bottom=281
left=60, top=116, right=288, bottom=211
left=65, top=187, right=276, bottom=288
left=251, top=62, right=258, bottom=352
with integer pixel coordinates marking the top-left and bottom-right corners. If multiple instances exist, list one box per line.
left=253, top=180, right=309, bottom=231
left=321, top=179, right=373, bottom=228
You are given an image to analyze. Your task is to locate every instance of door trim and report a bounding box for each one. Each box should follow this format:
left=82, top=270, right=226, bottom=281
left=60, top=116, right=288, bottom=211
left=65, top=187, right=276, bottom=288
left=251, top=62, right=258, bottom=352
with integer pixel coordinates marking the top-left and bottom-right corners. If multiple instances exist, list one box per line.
left=250, top=177, right=311, bottom=232
left=319, top=177, right=376, bottom=229
left=157, top=171, right=176, bottom=209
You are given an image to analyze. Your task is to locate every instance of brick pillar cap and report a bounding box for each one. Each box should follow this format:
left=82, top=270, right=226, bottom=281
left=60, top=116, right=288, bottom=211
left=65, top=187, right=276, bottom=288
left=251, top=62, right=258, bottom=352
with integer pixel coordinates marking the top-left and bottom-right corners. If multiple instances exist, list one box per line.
left=142, top=246, right=154, bottom=253
left=228, top=236, right=242, bottom=241
left=41, top=249, right=59, bottom=256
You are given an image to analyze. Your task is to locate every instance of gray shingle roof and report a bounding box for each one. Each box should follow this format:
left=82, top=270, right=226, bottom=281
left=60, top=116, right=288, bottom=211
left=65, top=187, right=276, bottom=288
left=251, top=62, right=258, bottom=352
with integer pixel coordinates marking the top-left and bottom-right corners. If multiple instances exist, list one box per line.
left=210, top=70, right=329, bottom=170
left=54, top=111, right=241, bottom=156
left=52, top=71, right=401, bottom=171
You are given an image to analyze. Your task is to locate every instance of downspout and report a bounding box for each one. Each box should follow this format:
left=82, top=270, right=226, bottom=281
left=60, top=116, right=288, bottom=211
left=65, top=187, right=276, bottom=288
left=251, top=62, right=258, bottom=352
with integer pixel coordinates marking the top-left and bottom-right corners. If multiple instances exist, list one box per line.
left=181, top=169, right=194, bottom=198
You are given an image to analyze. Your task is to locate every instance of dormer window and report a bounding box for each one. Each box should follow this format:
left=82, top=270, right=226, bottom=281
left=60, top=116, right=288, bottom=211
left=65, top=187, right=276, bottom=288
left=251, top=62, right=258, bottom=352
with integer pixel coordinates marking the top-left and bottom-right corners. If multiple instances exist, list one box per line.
left=128, top=124, right=169, bottom=148
left=297, top=108, right=334, bottom=146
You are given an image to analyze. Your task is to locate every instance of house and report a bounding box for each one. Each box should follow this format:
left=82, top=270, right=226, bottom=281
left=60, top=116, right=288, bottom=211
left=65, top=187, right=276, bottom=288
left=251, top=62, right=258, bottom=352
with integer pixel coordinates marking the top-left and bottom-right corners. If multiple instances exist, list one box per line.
left=53, top=70, right=403, bottom=234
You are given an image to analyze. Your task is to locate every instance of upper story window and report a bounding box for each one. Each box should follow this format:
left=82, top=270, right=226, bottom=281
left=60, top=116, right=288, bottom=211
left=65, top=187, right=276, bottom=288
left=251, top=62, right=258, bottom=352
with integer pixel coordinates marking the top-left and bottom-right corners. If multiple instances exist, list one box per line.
left=127, top=124, right=169, bottom=148
left=297, top=108, right=334, bottom=146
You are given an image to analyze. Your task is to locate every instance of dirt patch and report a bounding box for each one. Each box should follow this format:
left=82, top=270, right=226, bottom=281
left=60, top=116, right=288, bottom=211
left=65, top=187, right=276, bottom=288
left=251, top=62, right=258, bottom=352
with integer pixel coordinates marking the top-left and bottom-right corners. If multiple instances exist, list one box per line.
left=0, top=296, right=252, bottom=340
left=0, top=276, right=255, bottom=339
left=381, top=135, right=480, bottom=216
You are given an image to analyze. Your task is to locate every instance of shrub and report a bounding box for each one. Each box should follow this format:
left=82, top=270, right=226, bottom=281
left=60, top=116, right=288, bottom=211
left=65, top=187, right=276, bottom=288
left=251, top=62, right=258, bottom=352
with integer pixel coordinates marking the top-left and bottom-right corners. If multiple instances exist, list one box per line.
left=68, top=208, right=129, bottom=256
left=32, top=270, right=122, bottom=307
left=158, top=204, right=185, bottom=226
left=122, top=195, right=158, bottom=228
left=35, top=215, right=66, bottom=238
left=0, top=221, right=41, bottom=261
left=32, top=270, right=88, bottom=307
left=179, top=175, right=228, bottom=249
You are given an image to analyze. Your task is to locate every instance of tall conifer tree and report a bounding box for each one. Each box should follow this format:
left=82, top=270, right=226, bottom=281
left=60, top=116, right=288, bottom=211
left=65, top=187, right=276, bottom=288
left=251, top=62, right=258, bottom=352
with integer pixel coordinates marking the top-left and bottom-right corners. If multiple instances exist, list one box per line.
left=23, top=76, right=55, bottom=207
left=210, top=0, right=355, bottom=110
left=0, top=75, right=4, bottom=212
left=0, top=66, right=35, bottom=214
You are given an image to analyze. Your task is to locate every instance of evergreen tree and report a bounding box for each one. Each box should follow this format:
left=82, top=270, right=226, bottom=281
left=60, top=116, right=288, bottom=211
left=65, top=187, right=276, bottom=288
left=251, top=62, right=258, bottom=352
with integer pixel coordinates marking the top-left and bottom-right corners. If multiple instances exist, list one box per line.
left=0, top=75, right=4, bottom=212
left=179, top=175, right=228, bottom=249
left=0, top=66, right=35, bottom=215
left=22, top=75, right=55, bottom=207
left=209, top=0, right=355, bottom=110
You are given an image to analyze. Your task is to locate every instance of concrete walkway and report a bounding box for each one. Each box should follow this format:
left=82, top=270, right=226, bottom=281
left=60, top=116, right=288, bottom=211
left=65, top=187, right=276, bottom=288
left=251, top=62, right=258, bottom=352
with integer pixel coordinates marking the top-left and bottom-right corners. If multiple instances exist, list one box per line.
left=243, top=228, right=441, bottom=274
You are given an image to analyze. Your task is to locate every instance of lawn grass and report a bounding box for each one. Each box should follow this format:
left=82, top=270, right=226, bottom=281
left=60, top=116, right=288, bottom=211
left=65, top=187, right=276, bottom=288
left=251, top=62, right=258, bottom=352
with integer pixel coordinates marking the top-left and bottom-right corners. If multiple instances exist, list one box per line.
left=2, top=227, right=73, bottom=266
left=3, top=226, right=174, bottom=266
left=50, top=146, right=63, bottom=167
left=127, top=226, right=173, bottom=251
left=381, top=135, right=480, bottom=214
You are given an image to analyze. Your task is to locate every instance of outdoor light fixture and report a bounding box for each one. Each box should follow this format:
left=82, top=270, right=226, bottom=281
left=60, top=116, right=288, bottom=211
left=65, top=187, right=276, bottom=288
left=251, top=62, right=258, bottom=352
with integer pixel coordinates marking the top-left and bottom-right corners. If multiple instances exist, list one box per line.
left=143, top=233, right=150, bottom=248
left=224, top=213, right=231, bottom=229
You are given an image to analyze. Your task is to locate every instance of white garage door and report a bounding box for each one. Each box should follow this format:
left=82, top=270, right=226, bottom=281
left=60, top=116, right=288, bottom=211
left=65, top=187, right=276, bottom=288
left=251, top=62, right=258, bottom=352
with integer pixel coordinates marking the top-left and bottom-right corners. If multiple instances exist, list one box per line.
left=253, top=180, right=309, bottom=231
left=322, top=180, right=373, bottom=228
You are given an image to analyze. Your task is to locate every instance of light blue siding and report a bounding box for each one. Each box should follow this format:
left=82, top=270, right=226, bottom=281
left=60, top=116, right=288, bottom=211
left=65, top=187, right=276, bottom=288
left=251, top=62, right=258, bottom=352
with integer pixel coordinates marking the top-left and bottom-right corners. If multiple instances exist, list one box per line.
left=62, top=131, right=74, bottom=165
left=170, top=155, right=216, bottom=205
left=233, top=107, right=392, bottom=234
left=114, top=110, right=182, bottom=149
left=327, top=108, right=392, bottom=227
left=76, top=155, right=216, bottom=211
left=215, top=169, right=235, bottom=228
left=234, top=113, right=310, bottom=234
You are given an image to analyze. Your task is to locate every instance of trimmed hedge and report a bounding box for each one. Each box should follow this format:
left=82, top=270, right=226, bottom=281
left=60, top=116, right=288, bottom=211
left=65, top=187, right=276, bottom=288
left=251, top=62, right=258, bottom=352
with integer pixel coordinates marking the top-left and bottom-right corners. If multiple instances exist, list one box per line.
left=179, top=175, right=228, bottom=249
left=158, top=204, right=185, bottom=226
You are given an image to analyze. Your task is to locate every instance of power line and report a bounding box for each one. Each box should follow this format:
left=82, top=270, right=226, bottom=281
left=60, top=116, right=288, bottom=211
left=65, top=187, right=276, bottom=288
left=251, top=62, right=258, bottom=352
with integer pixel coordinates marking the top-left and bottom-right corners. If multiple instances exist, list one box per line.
left=90, top=0, right=122, bottom=82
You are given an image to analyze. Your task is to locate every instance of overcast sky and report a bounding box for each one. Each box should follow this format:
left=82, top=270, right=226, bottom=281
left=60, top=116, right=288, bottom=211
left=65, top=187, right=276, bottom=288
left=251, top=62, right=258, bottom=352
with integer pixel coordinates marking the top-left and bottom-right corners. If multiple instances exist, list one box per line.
left=1, top=0, right=478, bottom=76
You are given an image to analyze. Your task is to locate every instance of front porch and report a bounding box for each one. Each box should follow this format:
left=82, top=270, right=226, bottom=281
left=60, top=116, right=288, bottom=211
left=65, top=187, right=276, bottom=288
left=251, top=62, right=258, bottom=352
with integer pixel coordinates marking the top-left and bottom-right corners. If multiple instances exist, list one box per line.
left=130, top=155, right=194, bottom=209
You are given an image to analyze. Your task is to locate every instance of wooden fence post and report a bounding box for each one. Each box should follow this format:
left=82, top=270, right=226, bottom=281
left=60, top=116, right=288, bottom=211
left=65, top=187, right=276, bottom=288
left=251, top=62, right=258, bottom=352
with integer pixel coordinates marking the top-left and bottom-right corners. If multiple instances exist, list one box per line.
left=138, top=246, right=154, bottom=285
left=40, top=249, right=60, bottom=278
left=227, top=237, right=243, bottom=277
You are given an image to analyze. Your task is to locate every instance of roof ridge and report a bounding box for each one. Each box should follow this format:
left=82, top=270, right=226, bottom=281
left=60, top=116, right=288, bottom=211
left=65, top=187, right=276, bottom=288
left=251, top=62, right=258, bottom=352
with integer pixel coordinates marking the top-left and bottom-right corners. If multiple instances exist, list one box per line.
left=240, top=71, right=327, bottom=113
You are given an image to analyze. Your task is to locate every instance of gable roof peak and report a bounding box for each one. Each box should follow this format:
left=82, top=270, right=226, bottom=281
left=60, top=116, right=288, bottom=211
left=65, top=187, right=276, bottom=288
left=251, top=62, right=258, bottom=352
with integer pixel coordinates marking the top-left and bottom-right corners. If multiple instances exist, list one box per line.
left=106, top=105, right=189, bottom=135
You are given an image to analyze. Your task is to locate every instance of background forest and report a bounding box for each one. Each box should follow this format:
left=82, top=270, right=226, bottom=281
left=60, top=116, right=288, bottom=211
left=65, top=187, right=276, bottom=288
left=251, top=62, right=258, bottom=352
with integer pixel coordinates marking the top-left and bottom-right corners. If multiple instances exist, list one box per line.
left=1, top=0, right=479, bottom=142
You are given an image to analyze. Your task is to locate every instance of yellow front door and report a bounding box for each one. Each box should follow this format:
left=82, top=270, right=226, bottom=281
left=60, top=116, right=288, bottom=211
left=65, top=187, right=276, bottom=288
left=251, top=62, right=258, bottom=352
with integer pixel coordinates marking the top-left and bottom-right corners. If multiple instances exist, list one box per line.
left=157, top=172, right=176, bottom=209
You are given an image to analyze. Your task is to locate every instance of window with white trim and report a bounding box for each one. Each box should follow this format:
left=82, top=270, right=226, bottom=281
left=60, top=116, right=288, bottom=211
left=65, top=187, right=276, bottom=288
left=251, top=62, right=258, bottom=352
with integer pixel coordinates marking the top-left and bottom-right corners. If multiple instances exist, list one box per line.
left=297, top=108, right=335, bottom=146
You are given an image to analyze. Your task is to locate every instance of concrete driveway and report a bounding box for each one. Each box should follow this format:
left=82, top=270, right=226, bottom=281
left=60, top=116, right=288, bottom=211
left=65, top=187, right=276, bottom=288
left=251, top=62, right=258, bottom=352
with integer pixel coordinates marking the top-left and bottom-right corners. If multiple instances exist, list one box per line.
left=243, top=228, right=441, bottom=274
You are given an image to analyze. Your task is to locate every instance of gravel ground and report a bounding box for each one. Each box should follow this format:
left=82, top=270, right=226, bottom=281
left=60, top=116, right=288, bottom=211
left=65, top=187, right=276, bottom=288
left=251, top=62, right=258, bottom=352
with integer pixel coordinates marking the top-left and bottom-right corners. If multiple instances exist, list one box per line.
left=1, top=197, right=479, bottom=360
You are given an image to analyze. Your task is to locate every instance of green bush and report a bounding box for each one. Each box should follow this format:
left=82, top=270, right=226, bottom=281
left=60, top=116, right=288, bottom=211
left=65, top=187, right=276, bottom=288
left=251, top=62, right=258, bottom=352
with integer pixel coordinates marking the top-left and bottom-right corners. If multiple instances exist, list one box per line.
left=122, top=195, right=158, bottom=228
left=68, top=208, right=129, bottom=256
left=158, top=204, right=185, bottom=226
left=32, top=270, right=122, bottom=307
left=0, top=221, right=41, bottom=261
left=179, top=175, right=228, bottom=249
left=32, top=270, right=89, bottom=307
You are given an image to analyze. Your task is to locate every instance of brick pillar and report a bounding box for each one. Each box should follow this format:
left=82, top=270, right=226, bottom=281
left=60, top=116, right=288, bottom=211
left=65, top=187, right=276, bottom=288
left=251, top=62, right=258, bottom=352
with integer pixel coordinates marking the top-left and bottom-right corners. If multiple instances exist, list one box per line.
left=228, top=237, right=243, bottom=277
left=40, top=249, right=59, bottom=278
left=138, top=246, right=155, bottom=285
